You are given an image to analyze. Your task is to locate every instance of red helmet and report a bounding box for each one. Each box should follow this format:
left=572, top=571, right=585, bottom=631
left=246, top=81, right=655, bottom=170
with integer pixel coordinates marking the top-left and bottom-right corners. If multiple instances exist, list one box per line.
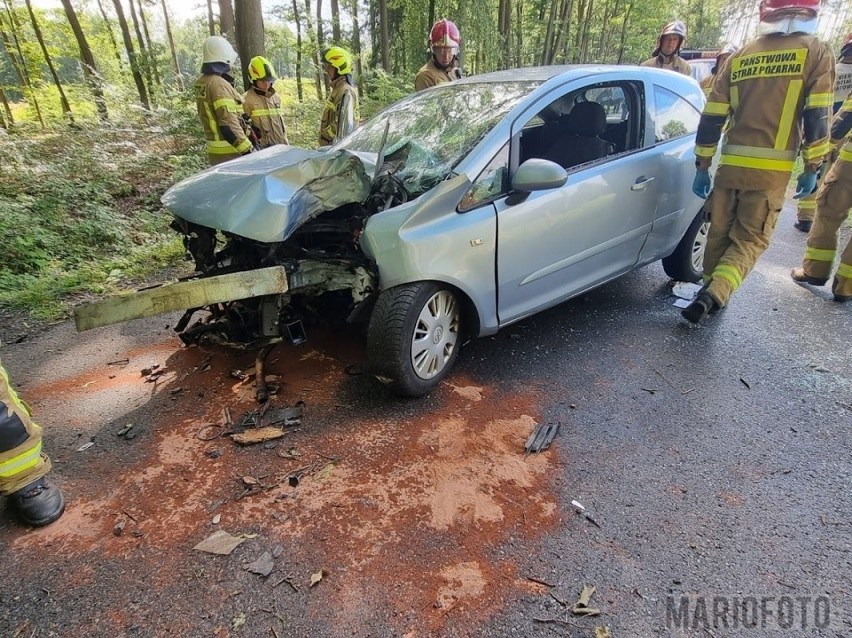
left=430, top=19, right=460, bottom=52
left=758, top=0, right=819, bottom=21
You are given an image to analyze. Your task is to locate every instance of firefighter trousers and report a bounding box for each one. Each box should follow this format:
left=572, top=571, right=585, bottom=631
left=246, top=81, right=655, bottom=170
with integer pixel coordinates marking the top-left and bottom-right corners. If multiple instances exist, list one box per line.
left=796, top=191, right=817, bottom=222
left=703, top=187, right=786, bottom=307
left=801, top=161, right=852, bottom=298
left=0, top=358, right=51, bottom=496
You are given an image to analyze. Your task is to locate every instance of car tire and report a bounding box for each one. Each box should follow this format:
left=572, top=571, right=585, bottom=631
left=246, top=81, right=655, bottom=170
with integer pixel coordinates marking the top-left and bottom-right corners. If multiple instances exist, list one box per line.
left=662, top=211, right=709, bottom=282
left=367, top=282, right=462, bottom=397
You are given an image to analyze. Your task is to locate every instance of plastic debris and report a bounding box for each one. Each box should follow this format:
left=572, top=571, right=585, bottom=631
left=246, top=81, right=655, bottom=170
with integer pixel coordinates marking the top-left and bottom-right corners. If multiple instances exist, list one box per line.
left=524, top=422, right=561, bottom=454
left=672, top=281, right=702, bottom=300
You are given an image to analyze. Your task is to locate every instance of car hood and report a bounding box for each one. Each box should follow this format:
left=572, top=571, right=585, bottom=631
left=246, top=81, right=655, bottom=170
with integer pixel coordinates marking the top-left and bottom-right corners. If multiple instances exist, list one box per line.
left=161, top=146, right=374, bottom=244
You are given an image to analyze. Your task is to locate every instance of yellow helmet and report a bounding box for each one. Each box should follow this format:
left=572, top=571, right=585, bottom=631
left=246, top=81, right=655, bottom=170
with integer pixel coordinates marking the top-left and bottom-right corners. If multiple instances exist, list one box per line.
left=323, top=46, right=353, bottom=75
left=248, top=56, right=275, bottom=82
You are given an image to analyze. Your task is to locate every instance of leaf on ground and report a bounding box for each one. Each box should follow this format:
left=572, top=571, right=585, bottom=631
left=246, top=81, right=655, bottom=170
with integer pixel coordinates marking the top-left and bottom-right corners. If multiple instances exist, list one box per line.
left=231, top=427, right=287, bottom=445
left=193, top=530, right=247, bottom=555
left=310, top=570, right=326, bottom=587
left=595, top=627, right=612, bottom=638
left=231, top=612, right=246, bottom=630
left=246, top=551, right=275, bottom=577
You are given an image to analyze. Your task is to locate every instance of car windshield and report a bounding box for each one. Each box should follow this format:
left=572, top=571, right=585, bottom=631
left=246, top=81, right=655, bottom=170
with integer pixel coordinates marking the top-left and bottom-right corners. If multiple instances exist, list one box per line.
left=338, top=80, right=540, bottom=196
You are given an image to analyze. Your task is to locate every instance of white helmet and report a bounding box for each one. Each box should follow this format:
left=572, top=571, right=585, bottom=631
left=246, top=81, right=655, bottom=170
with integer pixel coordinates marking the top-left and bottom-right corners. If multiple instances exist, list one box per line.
left=202, top=35, right=238, bottom=65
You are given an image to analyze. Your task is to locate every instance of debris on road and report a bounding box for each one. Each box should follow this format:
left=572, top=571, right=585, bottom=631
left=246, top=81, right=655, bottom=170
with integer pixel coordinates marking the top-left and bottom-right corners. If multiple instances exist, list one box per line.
left=246, top=551, right=275, bottom=577
left=116, top=423, right=134, bottom=438
left=309, top=570, right=326, bottom=588
left=740, top=377, right=751, bottom=389
left=76, top=441, right=94, bottom=452
left=193, top=530, right=249, bottom=555
left=231, top=426, right=287, bottom=446
left=212, top=514, right=221, bottom=525
left=106, top=358, right=130, bottom=366
left=595, top=626, right=613, bottom=638
left=571, top=500, right=602, bottom=528
left=113, top=519, right=126, bottom=536
left=524, top=422, right=560, bottom=454
left=572, top=585, right=601, bottom=616
left=672, top=281, right=702, bottom=300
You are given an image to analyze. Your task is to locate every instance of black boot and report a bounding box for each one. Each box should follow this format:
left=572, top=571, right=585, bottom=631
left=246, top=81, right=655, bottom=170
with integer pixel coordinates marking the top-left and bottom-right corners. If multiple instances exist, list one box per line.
left=790, top=268, right=828, bottom=286
left=681, top=292, right=720, bottom=324
left=9, top=477, right=65, bottom=527
left=793, top=220, right=812, bottom=232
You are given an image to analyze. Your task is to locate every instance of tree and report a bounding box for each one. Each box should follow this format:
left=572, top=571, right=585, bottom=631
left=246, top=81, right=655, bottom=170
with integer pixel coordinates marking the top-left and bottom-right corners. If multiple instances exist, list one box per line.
left=127, top=0, right=156, bottom=103
left=161, top=0, right=183, bottom=90
left=378, top=0, right=389, bottom=71
left=218, top=0, right=235, bottom=42
left=235, top=0, right=264, bottom=91
left=303, top=0, right=324, bottom=100
left=0, top=0, right=45, bottom=127
left=136, top=0, right=162, bottom=89
left=291, top=0, right=303, bottom=101
left=112, top=0, right=150, bottom=111
left=60, top=0, right=108, bottom=120
left=350, top=0, right=363, bottom=97
left=206, top=0, right=215, bottom=36
left=330, top=0, right=341, bottom=41
left=0, top=85, right=12, bottom=128
left=24, top=0, right=74, bottom=122
left=95, top=0, right=124, bottom=65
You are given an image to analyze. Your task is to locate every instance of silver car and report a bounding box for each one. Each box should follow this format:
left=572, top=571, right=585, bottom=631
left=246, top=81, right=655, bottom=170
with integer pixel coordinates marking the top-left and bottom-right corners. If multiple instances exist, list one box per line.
left=76, top=65, right=708, bottom=398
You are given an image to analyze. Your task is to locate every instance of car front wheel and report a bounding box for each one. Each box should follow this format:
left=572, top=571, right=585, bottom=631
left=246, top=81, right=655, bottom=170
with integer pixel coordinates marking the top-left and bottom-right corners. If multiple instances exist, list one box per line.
left=367, top=282, right=462, bottom=397
left=662, top=211, right=709, bottom=282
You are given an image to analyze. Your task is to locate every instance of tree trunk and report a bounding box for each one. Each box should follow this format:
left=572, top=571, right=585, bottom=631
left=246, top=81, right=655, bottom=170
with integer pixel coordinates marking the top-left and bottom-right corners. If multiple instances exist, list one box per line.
left=330, top=0, right=341, bottom=41
left=291, top=0, right=303, bottom=101
left=427, top=0, right=434, bottom=30
left=60, top=0, right=108, bottom=120
left=206, top=0, right=215, bottom=35
left=350, top=0, right=362, bottom=97
left=550, top=0, right=573, bottom=64
left=24, top=0, right=74, bottom=122
left=378, top=0, right=389, bottom=71
left=234, top=0, right=264, bottom=91
left=136, top=0, right=161, bottom=89
left=0, top=2, right=45, bottom=127
left=95, top=0, right=123, bottom=65
left=616, top=1, right=631, bottom=64
left=315, top=0, right=330, bottom=91
left=498, top=0, right=511, bottom=69
left=112, top=0, right=150, bottom=110
left=541, top=0, right=558, bottom=65
left=218, top=0, right=235, bottom=42
left=127, top=0, right=155, bottom=104
left=161, top=0, right=183, bottom=90
left=0, top=86, right=12, bottom=128
left=303, top=0, right=324, bottom=99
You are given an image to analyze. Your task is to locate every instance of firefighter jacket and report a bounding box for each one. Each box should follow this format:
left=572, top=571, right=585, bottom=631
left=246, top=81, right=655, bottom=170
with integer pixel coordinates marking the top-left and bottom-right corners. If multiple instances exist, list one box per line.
left=836, top=58, right=852, bottom=111
left=195, top=72, right=252, bottom=165
left=695, top=33, right=834, bottom=191
left=319, top=75, right=358, bottom=147
left=832, top=91, right=852, bottom=161
left=699, top=74, right=714, bottom=98
left=640, top=54, right=691, bottom=75
left=414, top=59, right=460, bottom=91
left=243, top=85, right=289, bottom=148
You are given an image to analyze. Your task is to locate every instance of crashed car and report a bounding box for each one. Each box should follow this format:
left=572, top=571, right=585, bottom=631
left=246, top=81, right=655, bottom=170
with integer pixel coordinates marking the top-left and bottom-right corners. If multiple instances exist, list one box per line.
left=76, top=65, right=708, bottom=398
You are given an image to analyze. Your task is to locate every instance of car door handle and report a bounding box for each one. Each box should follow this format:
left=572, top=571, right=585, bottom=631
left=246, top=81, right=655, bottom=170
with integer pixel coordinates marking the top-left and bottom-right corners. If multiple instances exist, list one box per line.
left=631, top=176, right=656, bottom=191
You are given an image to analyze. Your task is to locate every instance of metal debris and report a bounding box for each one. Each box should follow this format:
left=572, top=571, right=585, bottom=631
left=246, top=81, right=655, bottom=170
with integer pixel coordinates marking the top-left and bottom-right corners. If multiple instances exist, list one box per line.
left=524, top=422, right=561, bottom=454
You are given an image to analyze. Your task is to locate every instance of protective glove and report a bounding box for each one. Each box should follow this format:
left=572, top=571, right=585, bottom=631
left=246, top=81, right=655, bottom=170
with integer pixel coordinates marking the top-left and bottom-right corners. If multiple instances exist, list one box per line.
left=692, top=170, right=711, bottom=199
left=794, top=171, right=817, bottom=199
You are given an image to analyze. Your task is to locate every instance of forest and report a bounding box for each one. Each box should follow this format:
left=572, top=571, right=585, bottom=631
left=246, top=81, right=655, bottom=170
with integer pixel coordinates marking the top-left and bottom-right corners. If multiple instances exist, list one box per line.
left=0, top=0, right=849, bottom=321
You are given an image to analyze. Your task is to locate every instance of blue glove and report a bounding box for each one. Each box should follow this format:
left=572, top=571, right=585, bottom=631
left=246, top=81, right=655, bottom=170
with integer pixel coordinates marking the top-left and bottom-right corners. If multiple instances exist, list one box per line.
left=692, top=170, right=711, bottom=199
left=794, top=171, right=817, bottom=199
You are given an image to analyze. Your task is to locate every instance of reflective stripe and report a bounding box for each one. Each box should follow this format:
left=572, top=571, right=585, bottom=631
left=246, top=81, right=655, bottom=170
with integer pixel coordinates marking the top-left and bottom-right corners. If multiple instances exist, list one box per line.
left=802, top=141, right=831, bottom=161
left=251, top=108, right=286, bottom=117
left=840, top=148, right=852, bottom=162
left=213, top=97, right=239, bottom=113
left=805, top=93, right=833, bottom=108
left=0, top=365, right=30, bottom=417
left=234, top=139, right=251, bottom=153
left=703, top=101, right=730, bottom=116
left=719, top=155, right=794, bottom=171
left=837, top=263, right=852, bottom=279
left=775, top=79, right=802, bottom=151
left=797, top=198, right=816, bottom=210
left=0, top=440, right=41, bottom=478
left=203, top=102, right=221, bottom=142
left=207, top=140, right=238, bottom=154
left=713, top=264, right=743, bottom=289
left=730, top=48, right=807, bottom=82
left=695, top=146, right=716, bottom=158
left=804, top=247, right=836, bottom=262
left=730, top=86, right=739, bottom=111
left=702, top=86, right=712, bottom=98
left=721, top=144, right=796, bottom=161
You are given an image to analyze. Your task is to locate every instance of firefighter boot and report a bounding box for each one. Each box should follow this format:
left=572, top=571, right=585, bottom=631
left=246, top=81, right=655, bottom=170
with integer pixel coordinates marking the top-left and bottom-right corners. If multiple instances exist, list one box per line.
left=793, top=220, right=812, bottom=233
left=9, top=477, right=65, bottom=527
left=681, top=291, right=720, bottom=324
left=790, top=268, right=828, bottom=286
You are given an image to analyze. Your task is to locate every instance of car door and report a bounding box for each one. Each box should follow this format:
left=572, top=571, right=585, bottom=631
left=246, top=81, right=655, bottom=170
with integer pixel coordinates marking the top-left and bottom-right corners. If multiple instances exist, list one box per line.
left=494, top=79, right=662, bottom=325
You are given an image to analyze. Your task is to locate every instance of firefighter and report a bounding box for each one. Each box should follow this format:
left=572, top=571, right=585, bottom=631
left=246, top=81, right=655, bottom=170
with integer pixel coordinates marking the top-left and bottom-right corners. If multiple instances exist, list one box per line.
left=194, top=35, right=253, bottom=165
left=319, top=46, right=358, bottom=147
left=699, top=44, right=738, bottom=97
left=641, top=21, right=691, bottom=75
left=684, top=0, right=834, bottom=324
left=790, top=90, right=852, bottom=302
left=794, top=32, right=852, bottom=231
left=1, top=353, right=65, bottom=527
left=415, top=19, right=463, bottom=91
left=243, top=56, right=289, bottom=148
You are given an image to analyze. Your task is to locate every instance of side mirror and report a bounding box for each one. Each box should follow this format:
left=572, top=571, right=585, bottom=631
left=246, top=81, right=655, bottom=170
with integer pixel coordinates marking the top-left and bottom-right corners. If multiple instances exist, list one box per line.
left=511, top=158, right=568, bottom=193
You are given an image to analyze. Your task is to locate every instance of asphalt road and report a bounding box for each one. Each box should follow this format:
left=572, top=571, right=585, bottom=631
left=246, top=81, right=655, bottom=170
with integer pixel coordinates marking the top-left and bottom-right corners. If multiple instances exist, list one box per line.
left=0, top=199, right=849, bottom=638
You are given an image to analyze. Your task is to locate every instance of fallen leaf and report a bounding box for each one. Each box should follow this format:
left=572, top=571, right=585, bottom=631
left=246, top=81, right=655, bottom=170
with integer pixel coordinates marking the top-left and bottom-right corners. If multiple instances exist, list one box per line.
left=595, top=627, right=612, bottom=638
left=231, top=613, right=246, bottom=630
left=310, top=570, right=325, bottom=587
left=231, top=427, right=287, bottom=446
left=242, top=476, right=259, bottom=486
left=193, top=530, right=247, bottom=555
left=246, top=551, right=275, bottom=577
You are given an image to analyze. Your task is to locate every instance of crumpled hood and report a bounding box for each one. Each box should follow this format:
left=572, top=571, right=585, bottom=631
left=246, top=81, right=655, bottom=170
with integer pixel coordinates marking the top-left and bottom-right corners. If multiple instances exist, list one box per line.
left=161, top=146, right=373, bottom=244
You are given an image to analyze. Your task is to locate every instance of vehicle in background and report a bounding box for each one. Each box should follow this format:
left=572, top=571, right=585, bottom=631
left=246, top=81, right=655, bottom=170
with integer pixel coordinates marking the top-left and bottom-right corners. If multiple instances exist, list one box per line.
left=680, top=49, right=719, bottom=83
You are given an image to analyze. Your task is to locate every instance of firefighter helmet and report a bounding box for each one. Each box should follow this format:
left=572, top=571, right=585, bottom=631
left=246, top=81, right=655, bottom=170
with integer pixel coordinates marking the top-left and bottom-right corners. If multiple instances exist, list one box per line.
left=653, top=20, right=686, bottom=56
left=323, top=46, right=353, bottom=75
left=202, top=35, right=238, bottom=65
left=712, top=44, right=738, bottom=74
left=248, top=56, right=275, bottom=82
left=429, top=19, right=461, bottom=52
left=758, top=0, right=819, bottom=21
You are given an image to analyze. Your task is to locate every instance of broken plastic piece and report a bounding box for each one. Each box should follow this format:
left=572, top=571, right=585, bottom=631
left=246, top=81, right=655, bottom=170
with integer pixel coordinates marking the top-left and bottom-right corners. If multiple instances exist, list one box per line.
left=524, top=422, right=561, bottom=454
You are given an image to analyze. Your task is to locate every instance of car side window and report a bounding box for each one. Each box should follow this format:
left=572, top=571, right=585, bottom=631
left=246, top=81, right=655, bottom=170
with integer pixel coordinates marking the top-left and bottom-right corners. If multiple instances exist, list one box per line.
left=458, top=143, right=510, bottom=212
left=653, top=85, right=701, bottom=142
left=516, top=81, right=641, bottom=171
